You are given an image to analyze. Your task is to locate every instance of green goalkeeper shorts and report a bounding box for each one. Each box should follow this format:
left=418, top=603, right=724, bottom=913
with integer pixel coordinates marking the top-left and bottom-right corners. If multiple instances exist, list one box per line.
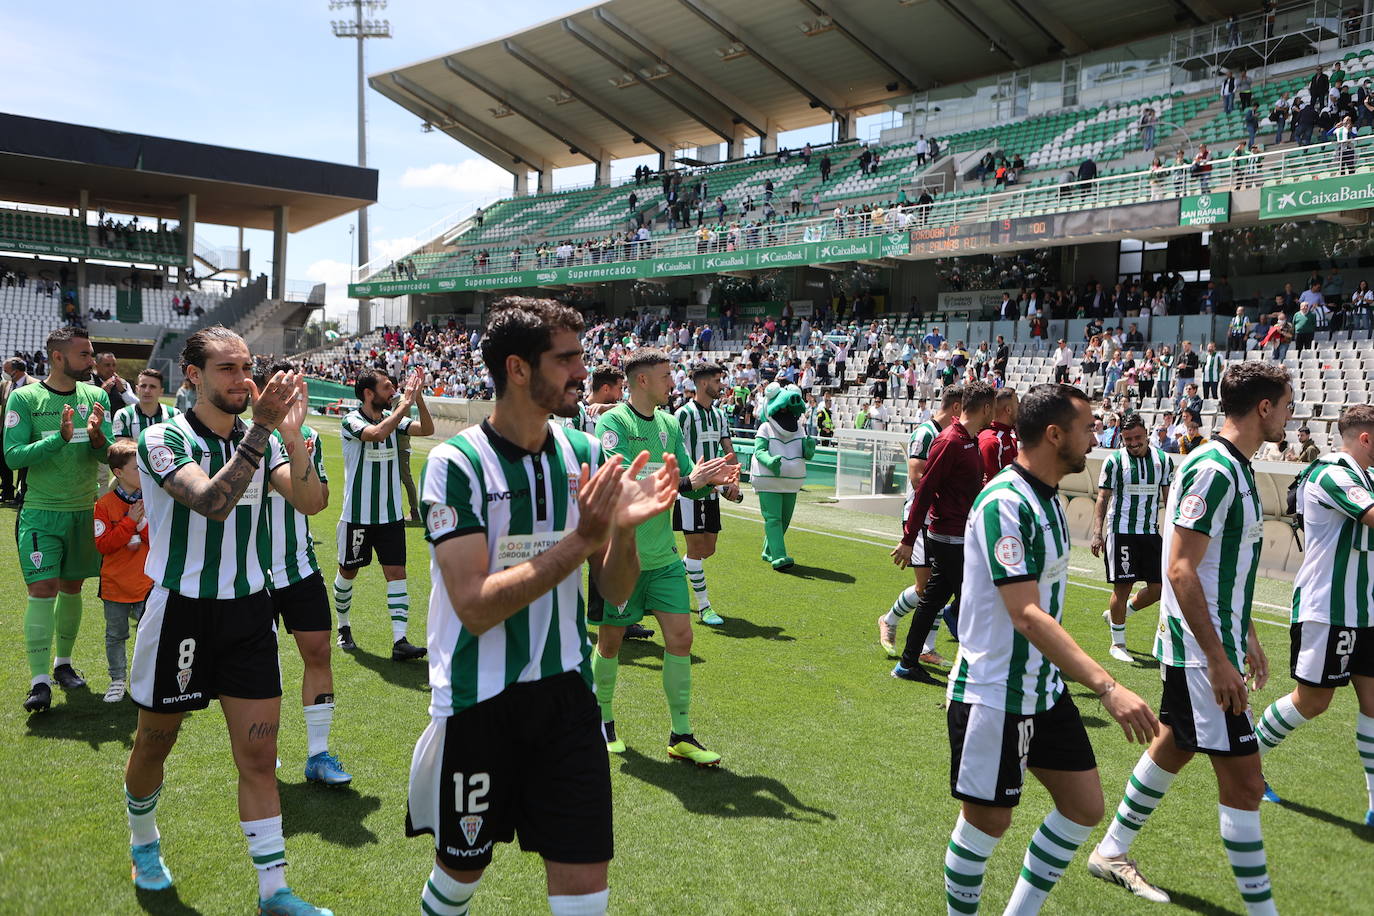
left=16, top=506, right=102, bottom=584
left=601, top=559, right=690, bottom=627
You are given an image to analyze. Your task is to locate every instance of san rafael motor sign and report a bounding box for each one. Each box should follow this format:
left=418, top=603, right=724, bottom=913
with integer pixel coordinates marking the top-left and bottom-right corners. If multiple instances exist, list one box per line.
left=1260, top=174, right=1374, bottom=220
left=1179, top=192, right=1230, bottom=226
left=348, top=232, right=912, bottom=298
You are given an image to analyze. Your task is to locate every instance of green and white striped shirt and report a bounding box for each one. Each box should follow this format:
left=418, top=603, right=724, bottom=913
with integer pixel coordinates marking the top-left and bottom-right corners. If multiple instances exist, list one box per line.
left=676, top=400, right=729, bottom=501
left=948, top=464, right=1071, bottom=715
left=421, top=420, right=601, bottom=717
left=261, top=426, right=328, bottom=589
left=113, top=403, right=179, bottom=440
left=1201, top=352, right=1224, bottom=384
left=340, top=407, right=414, bottom=525
left=1292, top=452, right=1374, bottom=627
left=1097, top=445, right=1173, bottom=535
left=137, top=412, right=289, bottom=599
left=1155, top=438, right=1263, bottom=670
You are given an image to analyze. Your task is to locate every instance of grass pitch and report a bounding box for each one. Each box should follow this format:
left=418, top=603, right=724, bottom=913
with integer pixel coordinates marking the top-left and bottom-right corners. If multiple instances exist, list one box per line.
left=0, top=427, right=1370, bottom=915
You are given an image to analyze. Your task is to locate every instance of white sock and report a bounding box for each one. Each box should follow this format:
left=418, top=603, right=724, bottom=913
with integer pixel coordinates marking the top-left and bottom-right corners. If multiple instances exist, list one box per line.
left=423, top=866, right=479, bottom=915
left=1218, top=804, right=1276, bottom=915
left=387, top=579, right=410, bottom=641
left=126, top=783, right=161, bottom=846
left=303, top=702, right=334, bottom=757
left=1004, top=808, right=1092, bottom=914
left=1109, top=622, right=1127, bottom=647
left=1254, top=694, right=1308, bottom=758
left=684, top=556, right=710, bottom=609
left=53, top=655, right=72, bottom=667
left=1098, top=752, right=1177, bottom=858
left=1358, top=713, right=1374, bottom=811
left=31, top=674, right=52, bottom=687
left=241, top=816, right=287, bottom=900
left=944, top=814, right=1000, bottom=915
left=885, top=585, right=920, bottom=625
left=333, top=572, right=353, bottom=628
left=548, top=889, right=609, bottom=915
left=922, top=623, right=940, bottom=654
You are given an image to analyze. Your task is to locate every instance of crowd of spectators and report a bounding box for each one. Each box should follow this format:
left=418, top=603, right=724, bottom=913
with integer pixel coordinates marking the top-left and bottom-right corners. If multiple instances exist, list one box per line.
left=93, top=210, right=183, bottom=252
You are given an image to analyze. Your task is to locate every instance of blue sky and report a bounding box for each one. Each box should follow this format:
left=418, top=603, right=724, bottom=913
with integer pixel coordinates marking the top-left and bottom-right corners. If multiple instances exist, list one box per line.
left=5, top=1, right=853, bottom=328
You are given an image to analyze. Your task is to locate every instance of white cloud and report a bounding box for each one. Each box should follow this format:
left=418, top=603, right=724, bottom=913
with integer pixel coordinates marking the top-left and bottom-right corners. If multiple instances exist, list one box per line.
left=373, top=236, right=422, bottom=261
left=400, top=159, right=511, bottom=194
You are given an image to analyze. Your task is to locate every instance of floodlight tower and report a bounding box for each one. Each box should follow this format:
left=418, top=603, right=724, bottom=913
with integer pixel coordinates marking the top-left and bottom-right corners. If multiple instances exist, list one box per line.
left=330, top=0, right=390, bottom=332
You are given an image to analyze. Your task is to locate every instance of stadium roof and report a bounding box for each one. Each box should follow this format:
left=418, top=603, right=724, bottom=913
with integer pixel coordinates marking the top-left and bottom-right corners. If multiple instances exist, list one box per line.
left=372, top=0, right=1252, bottom=174
left=0, top=113, right=378, bottom=231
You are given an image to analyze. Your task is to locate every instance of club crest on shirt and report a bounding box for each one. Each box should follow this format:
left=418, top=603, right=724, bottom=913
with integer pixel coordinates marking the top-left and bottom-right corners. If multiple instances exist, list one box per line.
left=459, top=815, right=483, bottom=846
left=77, top=404, right=89, bottom=418
left=176, top=668, right=192, bottom=693
left=28, top=551, right=43, bottom=569
left=659, top=429, right=668, bottom=448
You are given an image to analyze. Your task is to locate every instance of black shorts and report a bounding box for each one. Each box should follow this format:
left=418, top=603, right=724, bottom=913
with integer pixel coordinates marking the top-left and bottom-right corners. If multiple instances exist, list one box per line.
left=1159, top=663, right=1258, bottom=756
left=336, top=520, right=406, bottom=570
left=948, top=693, right=1096, bottom=807
left=128, top=586, right=281, bottom=713
left=586, top=576, right=605, bottom=624
left=269, top=571, right=332, bottom=634
left=1290, top=622, right=1374, bottom=688
left=406, top=671, right=612, bottom=869
left=672, top=495, right=721, bottom=534
left=1103, top=532, right=1163, bottom=584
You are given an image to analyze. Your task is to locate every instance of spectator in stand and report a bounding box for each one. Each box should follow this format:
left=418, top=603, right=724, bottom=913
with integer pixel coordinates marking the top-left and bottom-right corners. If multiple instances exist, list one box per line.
left=1177, top=415, right=1206, bottom=454
left=1221, top=70, right=1236, bottom=114
left=1292, top=301, right=1317, bottom=352
left=1139, top=107, right=1158, bottom=150
left=1289, top=426, right=1321, bottom=463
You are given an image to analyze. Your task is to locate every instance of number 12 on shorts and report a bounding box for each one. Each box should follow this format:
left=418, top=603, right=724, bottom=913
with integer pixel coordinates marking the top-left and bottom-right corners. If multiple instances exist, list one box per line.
left=452, top=772, right=490, bottom=813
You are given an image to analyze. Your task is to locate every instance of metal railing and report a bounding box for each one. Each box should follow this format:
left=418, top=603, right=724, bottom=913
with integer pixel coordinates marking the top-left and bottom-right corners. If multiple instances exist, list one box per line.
left=361, top=134, right=1373, bottom=286
left=356, top=140, right=866, bottom=282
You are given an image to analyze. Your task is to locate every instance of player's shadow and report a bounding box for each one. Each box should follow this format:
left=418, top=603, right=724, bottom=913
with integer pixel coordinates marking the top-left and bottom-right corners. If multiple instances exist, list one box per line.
left=777, top=564, right=855, bottom=583
left=616, top=748, right=836, bottom=824
left=614, top=639, right=704, bottom=669
left=135, top=886, right=205, bottom=915
left=708, top=616, right=794, bottom=642
left=1154, top=886, right=1242, bottom=915
left=23, top=686, right=139, bottom=750
left=1274, top=797, right=1374, bottom=841
left=278, top=781, right=382, bottom=848
left=1128, top=650, right=1160, bottom=669
left=344, top=646, right=431, bottom=692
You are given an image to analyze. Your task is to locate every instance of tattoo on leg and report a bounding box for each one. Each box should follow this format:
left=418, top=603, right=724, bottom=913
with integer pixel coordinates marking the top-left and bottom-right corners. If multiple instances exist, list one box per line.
left=246, top=721, right=279, bottom=742
left=139, top=726, right=180, bottom=745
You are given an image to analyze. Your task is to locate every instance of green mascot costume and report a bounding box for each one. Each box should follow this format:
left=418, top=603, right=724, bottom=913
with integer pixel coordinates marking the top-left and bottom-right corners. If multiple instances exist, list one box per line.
left=750, top=384, right=816, bottom=570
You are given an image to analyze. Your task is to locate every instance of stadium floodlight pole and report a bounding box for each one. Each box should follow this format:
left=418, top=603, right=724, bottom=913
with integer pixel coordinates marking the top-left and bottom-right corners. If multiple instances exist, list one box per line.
left=330, top=0, right=390, bottom=332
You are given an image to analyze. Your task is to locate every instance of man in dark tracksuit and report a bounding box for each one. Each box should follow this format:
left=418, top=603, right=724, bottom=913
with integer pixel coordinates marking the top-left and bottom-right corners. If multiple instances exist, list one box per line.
left=891, top=382, right=996, bottom=680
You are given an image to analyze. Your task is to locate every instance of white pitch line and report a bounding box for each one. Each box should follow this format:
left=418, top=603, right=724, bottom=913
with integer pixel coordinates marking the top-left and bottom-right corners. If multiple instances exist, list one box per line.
left=720, top=510, right=1289, bottom=628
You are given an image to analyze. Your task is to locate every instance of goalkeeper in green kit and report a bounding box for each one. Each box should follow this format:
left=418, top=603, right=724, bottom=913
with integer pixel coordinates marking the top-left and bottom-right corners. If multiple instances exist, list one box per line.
left=593, top=349, right=737, bottom=765
left=5, top=327, right=112, bottom=713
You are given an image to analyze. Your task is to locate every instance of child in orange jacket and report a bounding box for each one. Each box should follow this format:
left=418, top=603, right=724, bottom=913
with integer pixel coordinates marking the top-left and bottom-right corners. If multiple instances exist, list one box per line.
left=94, top=439, right=152, bottom=703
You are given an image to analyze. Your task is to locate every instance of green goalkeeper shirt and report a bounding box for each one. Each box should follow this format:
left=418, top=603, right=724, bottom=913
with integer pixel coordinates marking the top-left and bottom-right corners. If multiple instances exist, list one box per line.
left=595, top=402, right=711, bottom=569
left=3, top=380, right=113, bottom=510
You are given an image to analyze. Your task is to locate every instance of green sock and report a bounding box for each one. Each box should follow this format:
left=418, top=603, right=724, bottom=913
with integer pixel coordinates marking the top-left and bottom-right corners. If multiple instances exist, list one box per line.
left=54, top=591, right=83, bottom=660
left=591, top=652, right=618, bottom=723
left=25, top=596, right=56, bottom=678
left=662, top=651, right=692, bottom=735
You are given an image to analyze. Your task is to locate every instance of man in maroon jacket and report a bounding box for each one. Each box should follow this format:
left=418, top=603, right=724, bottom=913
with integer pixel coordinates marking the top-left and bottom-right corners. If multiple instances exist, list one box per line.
left=890, top=381, right=996, bottom=679
left=978, top=388, right=1019, bottom=483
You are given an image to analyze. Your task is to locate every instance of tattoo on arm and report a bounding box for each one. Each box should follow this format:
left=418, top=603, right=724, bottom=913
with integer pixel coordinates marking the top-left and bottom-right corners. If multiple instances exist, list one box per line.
left=162, top=424, right=271, bottom=520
